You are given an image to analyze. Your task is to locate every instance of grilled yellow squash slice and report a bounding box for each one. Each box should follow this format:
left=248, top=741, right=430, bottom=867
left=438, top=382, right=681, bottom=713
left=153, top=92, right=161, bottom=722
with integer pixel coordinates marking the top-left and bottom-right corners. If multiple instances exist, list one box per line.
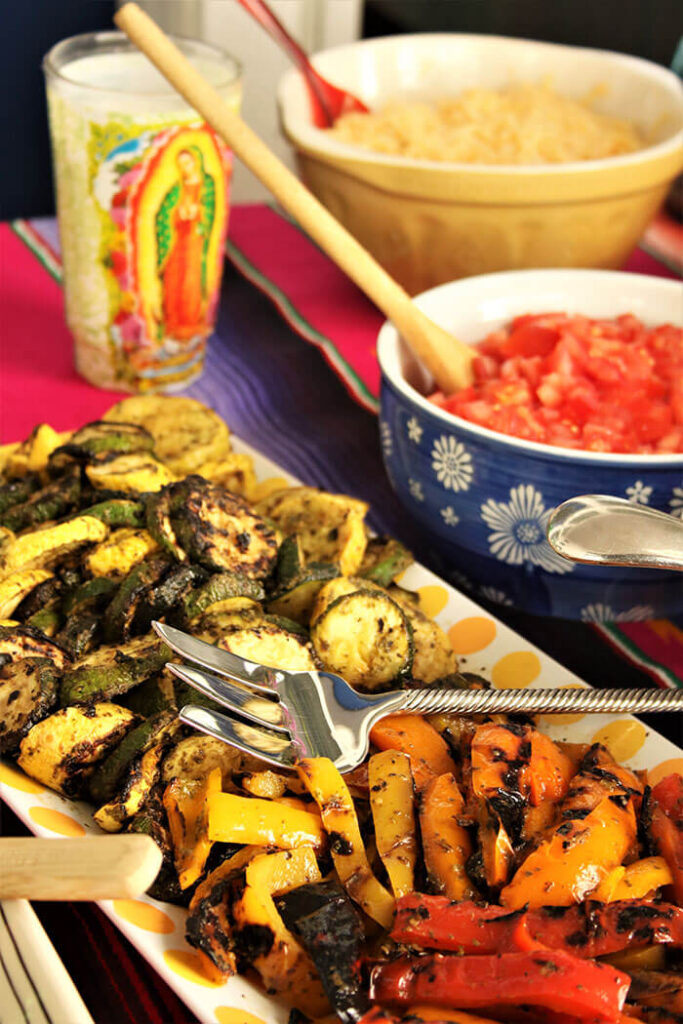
left=1, top=516, right=108, bottom=573
left=18, top=703, right=136, bottom=796
left=85, top=528, right=158, bottom=579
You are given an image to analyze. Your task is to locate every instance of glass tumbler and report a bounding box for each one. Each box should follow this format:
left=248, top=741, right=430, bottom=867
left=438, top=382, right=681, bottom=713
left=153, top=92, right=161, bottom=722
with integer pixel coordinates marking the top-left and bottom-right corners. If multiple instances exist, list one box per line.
left=44, top=31, right=242, bottom=392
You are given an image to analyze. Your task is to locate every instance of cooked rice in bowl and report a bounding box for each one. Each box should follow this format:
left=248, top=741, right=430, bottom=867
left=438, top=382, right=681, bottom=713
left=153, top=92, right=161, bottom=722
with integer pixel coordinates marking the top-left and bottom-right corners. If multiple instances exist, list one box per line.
left=329, top=82, right=644, bottom=164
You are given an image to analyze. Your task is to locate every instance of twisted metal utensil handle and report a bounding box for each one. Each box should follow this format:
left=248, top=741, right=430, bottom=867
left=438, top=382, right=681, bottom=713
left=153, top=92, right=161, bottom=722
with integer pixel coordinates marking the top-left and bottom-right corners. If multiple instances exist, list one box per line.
left=399, top=686, right=683, bottom=716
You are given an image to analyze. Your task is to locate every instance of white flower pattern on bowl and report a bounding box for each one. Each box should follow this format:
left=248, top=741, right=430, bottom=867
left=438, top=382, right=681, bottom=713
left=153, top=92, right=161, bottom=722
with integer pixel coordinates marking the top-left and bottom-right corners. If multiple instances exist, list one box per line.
left=406, top=416, right=423, bottom=443
left=440, top=506, right=460, bottom=527
left=408, top=478, right=424, bottom=502
left=481, top=484, right=574, bottom=574
left=670, top=484, right=683, bottom=518
left=580, top=603, right=655, bottom=623
left=380, top=420, right=393, bottom=457
left=431, top=436, right=473, bottom=492
left=480, top=586, right=513, bottom=606
left=626, top=480, right=653, bottom=505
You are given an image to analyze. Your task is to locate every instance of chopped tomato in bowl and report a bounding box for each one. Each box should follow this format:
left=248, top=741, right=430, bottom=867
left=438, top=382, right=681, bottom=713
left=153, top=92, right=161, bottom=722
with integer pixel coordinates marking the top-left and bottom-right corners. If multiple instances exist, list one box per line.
left=431, top=314, right=683, bottom=454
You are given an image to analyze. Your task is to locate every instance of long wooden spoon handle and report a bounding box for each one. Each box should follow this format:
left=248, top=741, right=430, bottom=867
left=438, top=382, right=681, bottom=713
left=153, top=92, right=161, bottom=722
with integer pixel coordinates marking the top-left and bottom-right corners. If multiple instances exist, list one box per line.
left=114, top=3, right=473, bottom=392
left=0, top=836, right=162, bottom=900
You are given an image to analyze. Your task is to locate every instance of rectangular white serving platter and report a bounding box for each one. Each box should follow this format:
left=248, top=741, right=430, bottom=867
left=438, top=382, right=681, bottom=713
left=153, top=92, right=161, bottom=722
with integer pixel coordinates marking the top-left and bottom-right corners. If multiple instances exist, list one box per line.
left=2, top=436, right=681, bottom=1024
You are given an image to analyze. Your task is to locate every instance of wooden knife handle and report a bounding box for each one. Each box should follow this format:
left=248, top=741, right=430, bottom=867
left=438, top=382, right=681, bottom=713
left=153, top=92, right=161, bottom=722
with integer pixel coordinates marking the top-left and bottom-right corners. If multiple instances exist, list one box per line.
left=0, top=836, right=162, bottom=900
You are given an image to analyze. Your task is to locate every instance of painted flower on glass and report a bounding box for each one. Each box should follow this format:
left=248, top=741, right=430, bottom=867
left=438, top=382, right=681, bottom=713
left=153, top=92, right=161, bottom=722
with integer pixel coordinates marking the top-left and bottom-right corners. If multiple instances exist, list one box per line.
left=406, top=416, right=423, bottom=444
left=625, top=480, right=653, bottom=505
left=481, top=483, right=573, bottom=574
left=580, top=603, right=654, bottom=623
left=431, top=435, right=474, bottom=492
left=379, top=420, right=393, bottom=458
left=408, top=478, right=424, bottom=502
left=479, top=586, right=513, bottom=606
left=440, top=506, right=460, bottom=527
left=670, top=484, right=683, bottom=519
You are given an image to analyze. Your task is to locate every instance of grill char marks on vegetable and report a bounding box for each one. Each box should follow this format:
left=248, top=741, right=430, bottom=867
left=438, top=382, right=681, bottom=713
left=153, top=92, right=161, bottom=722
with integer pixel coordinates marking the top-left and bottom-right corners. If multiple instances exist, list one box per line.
left=170, top=477, right=278, bottom=578
left=276, top=879, right=369, bottom=1024
left=391, top=894, right=683, bottom=958
left=0, top=657, right=59, bottom=754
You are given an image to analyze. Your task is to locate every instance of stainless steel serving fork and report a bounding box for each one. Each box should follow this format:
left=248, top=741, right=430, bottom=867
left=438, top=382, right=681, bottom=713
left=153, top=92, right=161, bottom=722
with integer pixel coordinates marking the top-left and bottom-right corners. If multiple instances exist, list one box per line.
left=153, top=622, right=683, bottom=773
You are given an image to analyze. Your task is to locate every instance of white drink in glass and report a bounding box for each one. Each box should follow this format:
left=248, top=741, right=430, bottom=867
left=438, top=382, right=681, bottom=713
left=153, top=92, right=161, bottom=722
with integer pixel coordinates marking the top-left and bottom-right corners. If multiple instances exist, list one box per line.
left=44, top=33, right=242, bottom=392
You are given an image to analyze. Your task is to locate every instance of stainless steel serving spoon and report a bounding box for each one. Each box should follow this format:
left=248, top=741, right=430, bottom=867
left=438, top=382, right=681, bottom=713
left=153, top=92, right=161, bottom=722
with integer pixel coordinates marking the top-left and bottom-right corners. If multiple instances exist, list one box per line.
left=547, top=494, right=683, bottom=572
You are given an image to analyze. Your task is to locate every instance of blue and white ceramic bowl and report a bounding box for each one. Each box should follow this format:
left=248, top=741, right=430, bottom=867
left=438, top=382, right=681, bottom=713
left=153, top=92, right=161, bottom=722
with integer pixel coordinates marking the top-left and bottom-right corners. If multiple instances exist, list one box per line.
left=377, top=269, right=683, bottom=619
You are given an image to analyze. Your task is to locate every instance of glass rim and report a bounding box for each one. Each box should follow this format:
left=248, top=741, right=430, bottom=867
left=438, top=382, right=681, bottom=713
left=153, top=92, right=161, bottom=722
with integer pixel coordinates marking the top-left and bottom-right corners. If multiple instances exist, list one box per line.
left=43, top=29, right=242, bottom=95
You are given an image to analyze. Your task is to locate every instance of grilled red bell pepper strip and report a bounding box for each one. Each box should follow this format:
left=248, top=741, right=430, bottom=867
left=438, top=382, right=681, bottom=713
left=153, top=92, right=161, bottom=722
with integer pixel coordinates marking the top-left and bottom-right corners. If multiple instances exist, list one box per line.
left=391, top=894, right=683, bottom=958
left=648, top=773, right=683, bottom=904
left=369, top=950, right=630, bottom=1022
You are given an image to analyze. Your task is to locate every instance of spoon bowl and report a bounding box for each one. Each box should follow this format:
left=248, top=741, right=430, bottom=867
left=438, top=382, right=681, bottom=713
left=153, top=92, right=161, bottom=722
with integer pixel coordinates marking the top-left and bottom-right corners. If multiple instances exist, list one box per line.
left=236, top=0, right=368, bottom=126
left=547, top=495, right=683, bottom=572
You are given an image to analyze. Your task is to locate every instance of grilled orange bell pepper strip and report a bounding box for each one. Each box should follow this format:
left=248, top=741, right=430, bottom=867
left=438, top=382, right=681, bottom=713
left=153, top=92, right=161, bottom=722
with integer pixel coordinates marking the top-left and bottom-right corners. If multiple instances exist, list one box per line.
left=648, top=773, right=683, bottom=904
left=420, top=773, right=474, bottom=901
left=500, top=793, right=638, bottom=909
left=163, top=765, right=222, bottom=889
left=592, top=856, right=673, bottom=902
left=391, top=894, right=683, bottom=959
left=369, top=950, right=630, bottom=1021
left=370, top=714, right=457, bottom=792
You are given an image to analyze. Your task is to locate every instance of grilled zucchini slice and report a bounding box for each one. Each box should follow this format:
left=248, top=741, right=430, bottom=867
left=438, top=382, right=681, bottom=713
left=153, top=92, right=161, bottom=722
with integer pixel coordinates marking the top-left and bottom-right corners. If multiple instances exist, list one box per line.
left=194, top=600, right=267, bottom=646
left=51, top=421, right=154, bottom=464
left=55, top=611, right=101, bottom=659
left=17, top=702, right=136, bottom=796
left=131, top=563, right=206, bottom=636
left=311, top=585, right=412, bottom=691
left=0, top=658, right=59, bottom=754
left=267, top=537, right=340, bottom=626
left=85, top=528, right=158, bottom=579
left=182, top=572, right=266, bottom=622
left=170, top=478, right=278, bottom=578
left=0, top=477, right=40, bottom=519
left=145, top=487, right=186, bottom=561
left=359, top=537, right=413, bottom=588
left=255, top=487, right=369, bottom=575
left=85, top=454, right=175, bottom=494
left=94, top=738, right=169, bottom=833
left=0, top=515, right=108, bottom=574
left=389, top=589, right=458, bottom=684
left=102, top=396, right=231, bottom=476
left=59, top=634, right=170, bottom=705
left=120, top=670, right=176, bottom=718
left=76, top=499, right=145, bottom=529
left=2, top=468, right=81, bottom=532
left=0, top=569, right=53, bottom=620
left=0, top=624, right=70, bottom=670
left=25, top=607, right=61, bottom=637
left=89, top=709, right=179, bottom=805
left=103, top=554, right=172, bottom=642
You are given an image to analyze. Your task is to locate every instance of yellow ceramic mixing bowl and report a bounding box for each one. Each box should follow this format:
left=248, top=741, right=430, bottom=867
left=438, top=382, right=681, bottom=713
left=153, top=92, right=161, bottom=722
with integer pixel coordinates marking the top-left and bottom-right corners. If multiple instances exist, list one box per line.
left=278, top=35, right=683, bottom=294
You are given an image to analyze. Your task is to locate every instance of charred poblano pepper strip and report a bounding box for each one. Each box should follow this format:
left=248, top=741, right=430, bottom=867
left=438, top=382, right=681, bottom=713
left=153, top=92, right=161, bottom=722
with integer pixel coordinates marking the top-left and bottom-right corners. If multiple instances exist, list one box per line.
left=276, top=880, right=369, bottom=1024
